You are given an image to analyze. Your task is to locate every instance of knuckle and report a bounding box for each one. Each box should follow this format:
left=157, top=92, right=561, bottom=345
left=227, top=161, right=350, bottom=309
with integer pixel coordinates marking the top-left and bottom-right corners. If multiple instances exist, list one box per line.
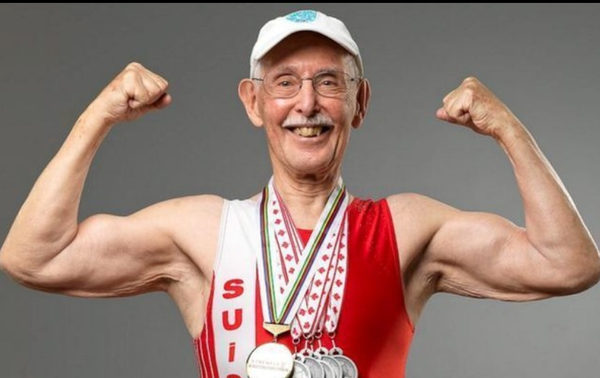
left=155, top=78, right=168, bottom=91
left=127, top=62, right=143, bottom=70
left=121, top=70, right=139, bottom=85
left=462, top=77, right=480, bottom=92
left=443, top=91, right=454, bottom=104
left=463, top=87, right=475, bottom=99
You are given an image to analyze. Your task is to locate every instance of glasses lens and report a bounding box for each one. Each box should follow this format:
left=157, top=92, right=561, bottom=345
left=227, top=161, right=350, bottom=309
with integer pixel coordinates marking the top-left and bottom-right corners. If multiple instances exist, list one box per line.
left=314, top=71, right=350, bottom=97
left=264, top=73, right=301, bottom=98
left=262, top=70, right=356, bottom=98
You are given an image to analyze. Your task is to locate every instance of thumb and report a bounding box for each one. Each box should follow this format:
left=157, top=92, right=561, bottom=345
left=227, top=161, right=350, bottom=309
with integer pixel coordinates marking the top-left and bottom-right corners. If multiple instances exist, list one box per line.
left=153, top=93, right=172, bottom=109
left=436, top=107, right=453, bottom=122
left=138, top=93, right=172, bottom=114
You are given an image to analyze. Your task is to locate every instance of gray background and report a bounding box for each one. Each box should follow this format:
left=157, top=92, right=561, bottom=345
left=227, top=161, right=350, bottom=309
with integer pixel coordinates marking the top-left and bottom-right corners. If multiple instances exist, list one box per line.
left=1, top=3, right=599, bottom=378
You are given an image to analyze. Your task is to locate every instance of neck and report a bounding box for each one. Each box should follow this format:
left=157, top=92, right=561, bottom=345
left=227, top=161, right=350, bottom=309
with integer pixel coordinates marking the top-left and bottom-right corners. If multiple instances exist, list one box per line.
left=272, top=169, right=341, bottom=230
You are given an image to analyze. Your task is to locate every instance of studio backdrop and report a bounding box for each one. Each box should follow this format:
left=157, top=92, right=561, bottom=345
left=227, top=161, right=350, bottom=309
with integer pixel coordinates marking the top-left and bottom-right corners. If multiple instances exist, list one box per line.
left=1, top=4, right=599, bottom=378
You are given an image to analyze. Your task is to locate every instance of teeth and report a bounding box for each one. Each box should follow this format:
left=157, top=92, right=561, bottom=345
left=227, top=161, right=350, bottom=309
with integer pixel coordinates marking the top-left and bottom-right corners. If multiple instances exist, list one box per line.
left=293, top=127, right=323, bottom=137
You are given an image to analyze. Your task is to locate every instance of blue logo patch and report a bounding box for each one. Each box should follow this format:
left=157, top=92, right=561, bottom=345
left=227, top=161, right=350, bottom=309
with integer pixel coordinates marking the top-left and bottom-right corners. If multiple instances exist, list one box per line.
left=286, top=10, right=317, bottom=23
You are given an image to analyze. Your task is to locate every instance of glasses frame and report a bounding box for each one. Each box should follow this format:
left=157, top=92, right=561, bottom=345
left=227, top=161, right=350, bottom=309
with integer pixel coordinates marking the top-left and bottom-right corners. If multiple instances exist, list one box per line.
left=251, top=70, right=362, bottom=99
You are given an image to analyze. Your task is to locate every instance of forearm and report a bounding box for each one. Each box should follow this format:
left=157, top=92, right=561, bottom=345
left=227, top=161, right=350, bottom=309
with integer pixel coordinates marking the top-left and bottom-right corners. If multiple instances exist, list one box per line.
left=0, top=110, right=112, bottom=271
left=498, top=122, right=599, bottom=261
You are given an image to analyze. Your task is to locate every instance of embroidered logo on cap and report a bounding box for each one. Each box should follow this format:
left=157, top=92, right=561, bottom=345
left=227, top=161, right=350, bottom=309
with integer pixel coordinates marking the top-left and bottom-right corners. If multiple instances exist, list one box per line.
left=285, top=10, right=317, bottom=23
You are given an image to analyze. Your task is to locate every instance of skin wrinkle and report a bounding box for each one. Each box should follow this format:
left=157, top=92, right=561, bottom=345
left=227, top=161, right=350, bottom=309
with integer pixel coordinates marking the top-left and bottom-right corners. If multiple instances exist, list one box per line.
left=249, top=37, right=363, bottom=191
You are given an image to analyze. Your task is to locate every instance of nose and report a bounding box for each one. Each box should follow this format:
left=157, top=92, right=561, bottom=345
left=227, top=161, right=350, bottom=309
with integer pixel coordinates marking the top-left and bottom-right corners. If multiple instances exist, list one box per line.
left=293, top=78, right=321, bottom=116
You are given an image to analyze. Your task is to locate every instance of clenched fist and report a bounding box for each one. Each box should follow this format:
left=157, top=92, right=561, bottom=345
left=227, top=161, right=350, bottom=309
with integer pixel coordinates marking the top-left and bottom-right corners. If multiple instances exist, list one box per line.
left=436, top=77, right=522, bottom=140
left=87, top=62, right=171, bottom=125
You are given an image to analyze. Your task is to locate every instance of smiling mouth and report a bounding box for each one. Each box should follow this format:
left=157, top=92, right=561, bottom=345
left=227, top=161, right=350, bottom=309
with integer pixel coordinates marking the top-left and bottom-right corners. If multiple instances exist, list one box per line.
left=287, top=126, right=332, bottom=137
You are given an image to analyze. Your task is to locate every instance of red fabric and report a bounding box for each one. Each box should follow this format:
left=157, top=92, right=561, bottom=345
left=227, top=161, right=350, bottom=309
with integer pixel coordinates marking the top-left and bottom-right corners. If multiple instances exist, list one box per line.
left=195, top=198, right=414, bottom=377
left=255, top=198, right=414, bottom=377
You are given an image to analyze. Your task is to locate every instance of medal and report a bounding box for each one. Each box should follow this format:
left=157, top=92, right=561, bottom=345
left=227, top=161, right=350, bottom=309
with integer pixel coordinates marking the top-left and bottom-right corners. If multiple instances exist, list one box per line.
left=292, top=359, right=311, bottom=378
left=319, top=359, right=335, bottom=378
left=250, top=178, right=350, bottom=378
left=246, top=341, right=294, bottom=378
left=247, top=323, right=294, bottom=378
left=331, top=347, right=358, bottom=378
left=292, top=351, right=312, bottom=378
left=303, top=355, right=325, bottom=378
left=316, top=347, right=343, bottom=378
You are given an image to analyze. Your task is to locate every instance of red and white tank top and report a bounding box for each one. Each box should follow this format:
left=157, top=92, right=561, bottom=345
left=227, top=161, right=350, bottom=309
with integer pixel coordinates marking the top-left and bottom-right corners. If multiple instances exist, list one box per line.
left=193, top=198, right=414, bottom=377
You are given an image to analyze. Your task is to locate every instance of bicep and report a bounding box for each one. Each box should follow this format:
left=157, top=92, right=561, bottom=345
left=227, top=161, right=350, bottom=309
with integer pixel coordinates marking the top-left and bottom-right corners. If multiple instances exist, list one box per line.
left=35, top=204, right=191, bottom=297
left=429, top=210, right=564, bottom=301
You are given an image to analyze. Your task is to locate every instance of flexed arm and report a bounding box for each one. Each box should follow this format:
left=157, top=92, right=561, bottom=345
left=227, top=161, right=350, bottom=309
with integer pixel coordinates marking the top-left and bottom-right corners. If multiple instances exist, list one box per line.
left=431, top=77, right=600, bottom=299
left=393, top=78, right=600, bottom=318
left=0, top=63, right=187, bottom=295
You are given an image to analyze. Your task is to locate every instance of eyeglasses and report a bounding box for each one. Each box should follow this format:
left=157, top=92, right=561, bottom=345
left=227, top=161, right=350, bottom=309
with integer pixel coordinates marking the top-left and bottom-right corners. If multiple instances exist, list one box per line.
left=252, top=70, right=361, bottom=99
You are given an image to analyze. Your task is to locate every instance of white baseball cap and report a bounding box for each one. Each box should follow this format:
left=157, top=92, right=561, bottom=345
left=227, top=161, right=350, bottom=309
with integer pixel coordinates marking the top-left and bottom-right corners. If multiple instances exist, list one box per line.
left=250, top=10, right=363, bottom=77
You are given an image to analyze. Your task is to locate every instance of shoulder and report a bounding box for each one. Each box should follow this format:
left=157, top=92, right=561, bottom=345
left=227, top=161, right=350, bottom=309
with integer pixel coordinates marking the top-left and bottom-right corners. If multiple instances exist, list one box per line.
left=142, top=195, right=226, bottom=279
left=386, top=192, right=458, bottom=221
left=137, top=194, right=224, bottom=225
left=156, top=194, right=225, bottom=213
left=348, top=193, right=453, bottom=224
left=385, top=193, right=461, bottom=267
left=146, top=194, right=225, bottom=238
left=130, top=194, right=225, bottom=249
left=385, top=192, right=463, bottom=240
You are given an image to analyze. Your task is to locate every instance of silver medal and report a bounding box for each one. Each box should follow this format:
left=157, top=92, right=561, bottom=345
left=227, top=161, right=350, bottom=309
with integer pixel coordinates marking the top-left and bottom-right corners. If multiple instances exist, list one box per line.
left=292, top=360, right=311, bottom=378
left=315, top=347, right=342, bottom=378
left=303, top=356, right=325, bottom=378
left=320, top=355, right=343, bottom=378
left=331, top=347, right=358, bottom=378
left=332, top=355, right=358, bottom=378
left=246, top=342, right=294, bottom=378
left=318, top=359, right=335, bottom=378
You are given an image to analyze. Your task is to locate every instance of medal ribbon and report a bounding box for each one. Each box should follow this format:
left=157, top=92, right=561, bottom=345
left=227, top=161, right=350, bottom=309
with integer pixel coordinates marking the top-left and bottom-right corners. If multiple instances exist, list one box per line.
left=292, top=215, right=348, bottom=339
left=257, top=177, right=348, bottom=328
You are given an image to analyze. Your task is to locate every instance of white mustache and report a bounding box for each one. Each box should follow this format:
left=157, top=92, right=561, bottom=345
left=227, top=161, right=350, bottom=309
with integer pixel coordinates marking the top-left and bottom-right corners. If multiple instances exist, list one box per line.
left=282, top=114, right=334, bottom=128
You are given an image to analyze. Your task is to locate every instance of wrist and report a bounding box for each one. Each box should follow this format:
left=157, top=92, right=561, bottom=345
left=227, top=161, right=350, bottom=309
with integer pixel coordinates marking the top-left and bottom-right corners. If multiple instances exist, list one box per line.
left=493, top=120, right=530, bottom=149
left=79, top=104, right=117, bottom=133
left=72, top=110, right=115, bottom=145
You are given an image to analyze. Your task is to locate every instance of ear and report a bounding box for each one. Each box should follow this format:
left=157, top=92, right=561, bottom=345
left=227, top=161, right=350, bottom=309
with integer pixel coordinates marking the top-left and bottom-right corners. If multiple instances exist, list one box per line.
left=351, top=79, right=371, bottom=129
left=238, top=79, right=264, bottom=128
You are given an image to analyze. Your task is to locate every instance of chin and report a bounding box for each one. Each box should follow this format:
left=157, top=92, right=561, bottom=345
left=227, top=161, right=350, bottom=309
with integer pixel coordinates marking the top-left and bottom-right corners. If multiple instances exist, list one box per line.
left=288, top=156, right=338, bottom=176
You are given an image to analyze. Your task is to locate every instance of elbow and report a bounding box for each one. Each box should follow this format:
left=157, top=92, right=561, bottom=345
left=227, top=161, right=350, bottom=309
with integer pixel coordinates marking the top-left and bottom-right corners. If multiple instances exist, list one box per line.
left=551, top=249, right=600, bottom=295
left=0, top=246, right=19, bottom=278
left=584, top=251, right=600, bottom=289
left=0, top=250, right=33, bottom=286
left=0, top=250, right=8, bottom=275
left=578, top=246, right=600, bottom=290
left=0, top=251, right=29, bottom=286
left=0, top=247, right=52, bottom=289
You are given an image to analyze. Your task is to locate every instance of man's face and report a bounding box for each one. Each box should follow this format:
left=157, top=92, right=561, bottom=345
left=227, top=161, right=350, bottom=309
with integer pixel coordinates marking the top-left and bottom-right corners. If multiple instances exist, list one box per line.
left=240, top=32, right=369, bottom=178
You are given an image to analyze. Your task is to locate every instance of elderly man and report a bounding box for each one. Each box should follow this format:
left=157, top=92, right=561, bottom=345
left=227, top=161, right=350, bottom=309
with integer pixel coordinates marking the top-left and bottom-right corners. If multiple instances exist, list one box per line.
left=1, top=9, right=599, bottom=378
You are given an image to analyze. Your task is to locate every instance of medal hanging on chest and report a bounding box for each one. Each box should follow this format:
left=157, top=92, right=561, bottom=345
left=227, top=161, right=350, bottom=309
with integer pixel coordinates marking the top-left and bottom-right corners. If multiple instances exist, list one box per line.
left=247, top=178, right=351, bottom=378
left=290, top=207, right=358, bottom=378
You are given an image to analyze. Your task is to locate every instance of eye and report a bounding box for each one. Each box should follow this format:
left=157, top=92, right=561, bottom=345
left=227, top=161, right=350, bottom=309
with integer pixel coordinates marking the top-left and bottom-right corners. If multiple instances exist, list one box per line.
left=315, top=73, right=341, bottom=87
left=272, top=75, right=299, bottom=88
